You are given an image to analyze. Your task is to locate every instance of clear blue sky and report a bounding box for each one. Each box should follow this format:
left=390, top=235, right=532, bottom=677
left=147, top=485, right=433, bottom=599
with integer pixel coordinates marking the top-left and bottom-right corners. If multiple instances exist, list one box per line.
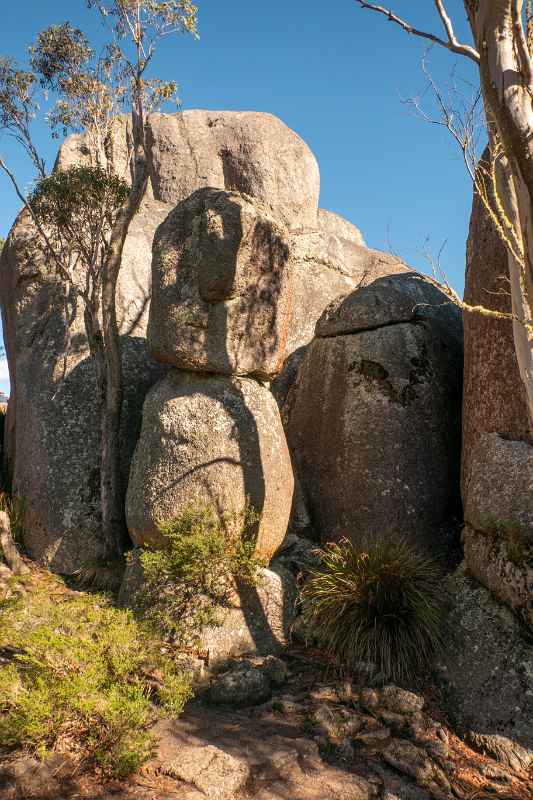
left=0, top=1, right=480, bottom=394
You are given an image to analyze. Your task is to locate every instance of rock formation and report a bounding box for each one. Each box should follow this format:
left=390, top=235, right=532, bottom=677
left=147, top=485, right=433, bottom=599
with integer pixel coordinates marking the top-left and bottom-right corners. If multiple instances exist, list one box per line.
left=462, top=183, right=531, bottom=489
left=284, top=273, right=463, bottom=552
left=462, top=433, right=533, bottom=628
left=1, top=106, right=471, bottom=589
left=0, top=199, right=171, bottom=573
left=461, top=175, right=533, bottom=623
left=147, top=189, right=292, bottom=379
left=126, top=371, right=293, bottom=560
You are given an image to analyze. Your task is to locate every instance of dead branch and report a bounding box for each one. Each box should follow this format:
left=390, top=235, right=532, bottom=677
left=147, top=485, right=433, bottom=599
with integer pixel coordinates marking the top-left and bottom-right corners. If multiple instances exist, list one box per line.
left=355, top=1, right=480, bottom=64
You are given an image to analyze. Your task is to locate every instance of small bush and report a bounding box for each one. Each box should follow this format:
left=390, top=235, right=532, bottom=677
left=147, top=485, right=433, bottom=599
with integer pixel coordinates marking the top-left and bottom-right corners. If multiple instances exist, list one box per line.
left=136, top=504, right=264, bottom=646
left=0, top=573, right=192, bottom=777
left=300, top=537, right=445, bottom=683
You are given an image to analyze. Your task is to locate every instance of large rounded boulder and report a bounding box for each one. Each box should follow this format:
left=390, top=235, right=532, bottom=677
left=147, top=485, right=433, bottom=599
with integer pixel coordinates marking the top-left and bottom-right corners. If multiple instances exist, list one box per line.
left=58, top=110, right=321, bottom=230
left=284, top=273, right=463, bottom=553
left=126, top=371, right=294, bottom=561
left=0, top=199, right=172, bottom=573
left=148, top=188, right=292, bottom=380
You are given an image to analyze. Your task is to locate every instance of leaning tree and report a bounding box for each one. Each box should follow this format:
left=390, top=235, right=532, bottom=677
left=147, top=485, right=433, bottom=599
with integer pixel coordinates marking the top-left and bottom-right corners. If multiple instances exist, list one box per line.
left=0, top=1, right=198, bottom=559
left=357, top=0, right=533, bottom=433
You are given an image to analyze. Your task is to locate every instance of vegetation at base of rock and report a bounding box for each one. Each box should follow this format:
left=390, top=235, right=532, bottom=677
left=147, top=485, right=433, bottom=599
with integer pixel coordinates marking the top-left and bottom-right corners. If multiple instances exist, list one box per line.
left=481, top=515, right=533, bottom=568
left=136, top=504, right=264, bottom=646
left=300, top=537, right=446, bottom=683
left=0, top=572, right=192, bottom=777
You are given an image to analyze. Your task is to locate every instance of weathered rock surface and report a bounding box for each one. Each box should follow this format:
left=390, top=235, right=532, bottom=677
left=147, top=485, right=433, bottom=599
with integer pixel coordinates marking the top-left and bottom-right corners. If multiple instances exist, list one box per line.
left=461, top=433, right=533, bottom=625
left=126, top=371, right=294, bottom=561
left=462, top=179, right=531, bottom=496
left=148, top=188, right=292, bottom=379
left=154, top=711, right=374, bottom=800
left=200, top=566, right=297, bottom=665
left=318, top=208, right=366, bottom=246
left=209, top=656, right=288, bottom=706
left=271, top=235, right=410, bottom=409
left=0, top=199, right=171, bottom=573
left=285, top=234, right=408, bottom=353
left=119, top=553, right=298, bottom=666
left=462, top=525, right=533, bottom=629
left=437, top=564, right=533, bottom=771
left=57, top=111, right=321, bottom=230
left=284, top=274, right=463, bottom=551
left=464, top=433, right=533, bottom=538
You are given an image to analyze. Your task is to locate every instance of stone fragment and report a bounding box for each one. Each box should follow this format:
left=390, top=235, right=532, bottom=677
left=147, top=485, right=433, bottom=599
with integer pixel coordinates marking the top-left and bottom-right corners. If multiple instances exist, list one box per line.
left=360, top=688, right=381, bottom=712
left=148, top=189, right=292, bottom=380
left=382, top=739, right=451, bottom=799
left=126, top=371, right=294, bottom=561
left=380, top=686, right=425, bottom=716
left=163, top=743, right=249, bottom=800
left=210, top=662, right=272, bottom=707
left=261, top=655, right=289, bottom=687
left=356, top=728, right=391, bottom=747
left=199, top=566, right=297, bottom=665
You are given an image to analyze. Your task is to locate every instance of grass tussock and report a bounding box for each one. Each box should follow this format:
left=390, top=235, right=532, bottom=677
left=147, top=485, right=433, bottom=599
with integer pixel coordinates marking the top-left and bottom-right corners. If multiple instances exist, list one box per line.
left=136, top=503, right=264, bottom=646
left=300, top=537, right=446, bottom=684
left=0, top=572, right=192, bottom=777
left=483, top=517, right=533, bottom=568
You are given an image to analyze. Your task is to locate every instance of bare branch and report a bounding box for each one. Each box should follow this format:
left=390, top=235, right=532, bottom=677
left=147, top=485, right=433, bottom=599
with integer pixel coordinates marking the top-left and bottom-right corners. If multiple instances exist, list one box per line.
left=511, top=0, right=533, bottom=89
left=356, top=1, right=480, bottom=64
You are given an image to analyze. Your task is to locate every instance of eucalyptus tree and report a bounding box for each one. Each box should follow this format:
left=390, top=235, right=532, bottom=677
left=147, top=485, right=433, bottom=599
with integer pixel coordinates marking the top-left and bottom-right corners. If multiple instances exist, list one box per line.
left=0, top=2, right=198, bottom=559
left=357, top=1, right=533, bottom=433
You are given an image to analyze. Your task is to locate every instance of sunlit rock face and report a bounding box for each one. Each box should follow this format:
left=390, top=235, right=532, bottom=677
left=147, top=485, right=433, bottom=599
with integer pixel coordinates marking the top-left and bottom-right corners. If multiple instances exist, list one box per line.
left=0, top=110, right=322, bottom=573
left=126, top=371, right=294, bottom=562
left=147, top=188, right=292, bottom=381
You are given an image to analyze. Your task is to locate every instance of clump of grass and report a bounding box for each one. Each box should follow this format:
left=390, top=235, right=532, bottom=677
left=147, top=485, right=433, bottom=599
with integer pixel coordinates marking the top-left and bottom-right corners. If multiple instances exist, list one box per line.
left=300, top=537, right=446, bottom=684
left=136, top=504, right=264, bottom=646
left=0, top=572, right=192, bottom=777
left=482, top=516, right=533, bottom=568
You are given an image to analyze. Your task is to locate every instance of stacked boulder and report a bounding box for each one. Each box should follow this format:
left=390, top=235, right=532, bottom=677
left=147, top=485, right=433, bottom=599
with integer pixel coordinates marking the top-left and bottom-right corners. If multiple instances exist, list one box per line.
left=0, top=109, right=417, bottom=574
left=125, top=188, right=295, bottom=562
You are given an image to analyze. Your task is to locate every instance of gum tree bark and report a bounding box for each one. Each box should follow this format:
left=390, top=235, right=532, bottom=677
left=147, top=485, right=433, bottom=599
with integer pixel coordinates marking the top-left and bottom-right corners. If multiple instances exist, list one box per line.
left=465, top=0, right=533, bottom=431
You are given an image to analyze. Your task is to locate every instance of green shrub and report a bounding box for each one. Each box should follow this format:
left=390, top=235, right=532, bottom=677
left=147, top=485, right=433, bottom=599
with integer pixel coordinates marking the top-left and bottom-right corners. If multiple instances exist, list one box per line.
left=0, top=573, right=192, bottom=777
left=300, top=537, right=445, bottom=683
left=136, top=504, right=264, bottom=646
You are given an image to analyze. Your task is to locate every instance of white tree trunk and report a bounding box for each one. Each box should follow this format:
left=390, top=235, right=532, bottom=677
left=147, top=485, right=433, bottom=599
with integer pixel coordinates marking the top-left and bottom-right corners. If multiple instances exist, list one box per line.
left=467, top=0, right=533, bottom=433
